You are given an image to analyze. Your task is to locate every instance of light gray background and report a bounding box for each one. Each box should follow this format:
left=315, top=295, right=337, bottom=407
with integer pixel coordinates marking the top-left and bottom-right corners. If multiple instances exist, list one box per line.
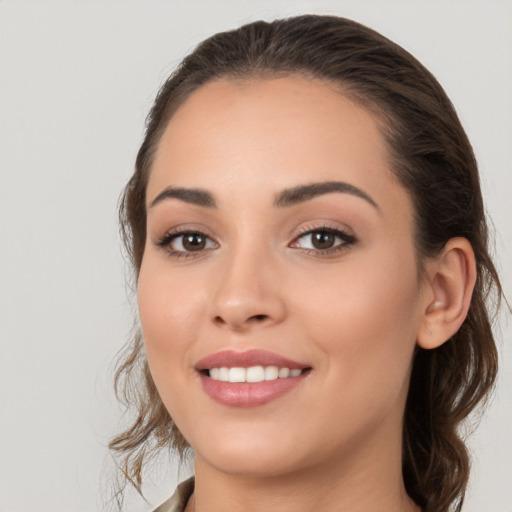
left=0, top=1, right=510, bottom=511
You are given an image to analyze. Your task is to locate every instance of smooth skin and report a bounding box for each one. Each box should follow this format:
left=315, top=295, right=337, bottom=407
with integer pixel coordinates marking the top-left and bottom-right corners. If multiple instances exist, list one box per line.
left=138, top=76, right=476, bottom=512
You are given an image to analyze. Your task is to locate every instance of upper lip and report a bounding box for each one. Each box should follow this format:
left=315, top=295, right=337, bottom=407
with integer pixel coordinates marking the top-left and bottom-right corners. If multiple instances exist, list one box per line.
left=195, top=349, right=309, bottom=371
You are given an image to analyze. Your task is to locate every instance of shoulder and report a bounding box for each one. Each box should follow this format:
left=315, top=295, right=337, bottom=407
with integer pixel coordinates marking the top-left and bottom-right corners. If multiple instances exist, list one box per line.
left=153, top=477, right=195, bottom=512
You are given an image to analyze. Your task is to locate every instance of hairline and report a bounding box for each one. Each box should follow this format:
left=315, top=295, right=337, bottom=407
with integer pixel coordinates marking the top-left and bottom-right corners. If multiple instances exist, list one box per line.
left=140, top=69, right=431, bottom=278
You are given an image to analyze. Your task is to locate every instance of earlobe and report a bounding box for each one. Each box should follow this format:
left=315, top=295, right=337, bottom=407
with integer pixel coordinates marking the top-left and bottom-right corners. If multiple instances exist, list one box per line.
left=417, top=238, right=477, bottom=350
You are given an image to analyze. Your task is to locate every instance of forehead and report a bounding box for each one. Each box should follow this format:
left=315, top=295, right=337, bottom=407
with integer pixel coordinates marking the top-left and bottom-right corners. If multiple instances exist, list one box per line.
left=148, top=76, right=410, bottom=220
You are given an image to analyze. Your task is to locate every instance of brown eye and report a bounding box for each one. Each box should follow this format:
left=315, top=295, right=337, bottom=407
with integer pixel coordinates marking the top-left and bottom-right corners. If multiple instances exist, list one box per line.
left=292, top=228, right=356, bottom=254
left=311, top=231, right=335, bottom=249
left=157, top=230, right=217, bottom=255
left=181, top=233, right=207, bottom=251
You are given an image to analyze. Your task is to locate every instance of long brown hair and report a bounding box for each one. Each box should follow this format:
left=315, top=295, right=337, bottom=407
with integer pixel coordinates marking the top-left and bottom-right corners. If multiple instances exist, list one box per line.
left=110, top=15, right=502, bottom=512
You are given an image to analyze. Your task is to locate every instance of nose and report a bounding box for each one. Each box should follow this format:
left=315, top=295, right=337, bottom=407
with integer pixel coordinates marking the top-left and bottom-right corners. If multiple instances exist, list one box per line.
left=209, top=246, right=287, bottom=332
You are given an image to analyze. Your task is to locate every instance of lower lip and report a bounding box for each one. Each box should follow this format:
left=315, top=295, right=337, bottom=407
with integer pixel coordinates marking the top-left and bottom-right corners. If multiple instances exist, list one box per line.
left=199, top=373, right=307, bottom=407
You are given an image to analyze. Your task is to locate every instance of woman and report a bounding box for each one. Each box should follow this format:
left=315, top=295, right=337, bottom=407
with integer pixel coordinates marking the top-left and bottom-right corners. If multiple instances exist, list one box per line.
left=110, top=15, right=502, bottom=512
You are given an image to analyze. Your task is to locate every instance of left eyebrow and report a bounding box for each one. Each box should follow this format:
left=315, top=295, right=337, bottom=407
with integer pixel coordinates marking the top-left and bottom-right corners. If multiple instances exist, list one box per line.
left=273, top=181, right=379, bottom=211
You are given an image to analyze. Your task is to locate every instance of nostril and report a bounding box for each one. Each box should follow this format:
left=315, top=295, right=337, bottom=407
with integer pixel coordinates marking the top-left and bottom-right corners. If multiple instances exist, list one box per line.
left=213, top=316, right=226, bottom=326
left=250, top=314, right=268, bottom=322
left=212, top=313, right=269, bottom=330
left=212, top=310, right=273, bottom=331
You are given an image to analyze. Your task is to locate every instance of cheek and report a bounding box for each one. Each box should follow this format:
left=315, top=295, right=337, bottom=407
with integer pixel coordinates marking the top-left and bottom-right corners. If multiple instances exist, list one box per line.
left=295, top=248, right=421, bottom=403
left=137, top=258, right=206, bottom=398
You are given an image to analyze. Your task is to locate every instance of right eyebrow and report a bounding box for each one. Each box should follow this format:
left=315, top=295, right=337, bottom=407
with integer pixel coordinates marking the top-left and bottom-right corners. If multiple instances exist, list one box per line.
left=149, top=186, right=217, bottom=209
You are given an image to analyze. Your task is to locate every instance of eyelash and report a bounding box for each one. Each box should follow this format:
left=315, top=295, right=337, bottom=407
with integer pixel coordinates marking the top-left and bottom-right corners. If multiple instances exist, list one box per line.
left=291, top=225, right=357, bottom=256
left=155, top=225, right=357, bottom=260
left=155, top=229, right=218, bottom=260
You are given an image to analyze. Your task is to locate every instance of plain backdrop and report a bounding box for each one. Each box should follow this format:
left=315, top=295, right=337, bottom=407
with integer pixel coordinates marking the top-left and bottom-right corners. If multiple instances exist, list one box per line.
left=0, top=1, right=510, bottom=511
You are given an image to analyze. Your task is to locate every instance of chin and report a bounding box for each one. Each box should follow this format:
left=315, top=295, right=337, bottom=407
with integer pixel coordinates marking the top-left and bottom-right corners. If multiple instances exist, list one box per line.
left=191, top=424, right=310, bottom=477
left=203, top=449, right=302, bottom=478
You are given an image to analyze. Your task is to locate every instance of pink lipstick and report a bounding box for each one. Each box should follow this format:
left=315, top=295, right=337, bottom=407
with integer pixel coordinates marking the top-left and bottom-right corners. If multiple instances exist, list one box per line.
left=195, top=349, right=311, bottom=407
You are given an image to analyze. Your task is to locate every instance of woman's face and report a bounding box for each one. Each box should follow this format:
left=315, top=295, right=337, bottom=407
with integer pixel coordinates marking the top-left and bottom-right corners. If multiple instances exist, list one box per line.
left=138, top=77, right=430, bottom=478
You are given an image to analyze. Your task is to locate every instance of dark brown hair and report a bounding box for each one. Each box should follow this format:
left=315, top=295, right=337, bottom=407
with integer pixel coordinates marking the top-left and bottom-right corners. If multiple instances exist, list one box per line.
left=110, top=15, right=501, bottom=512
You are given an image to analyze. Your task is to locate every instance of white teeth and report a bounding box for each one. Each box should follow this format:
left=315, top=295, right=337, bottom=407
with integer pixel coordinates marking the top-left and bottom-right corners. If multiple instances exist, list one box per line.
left=246, top=366, right=265, bottom=383
left=278, top=367, right=290, bottom=378
left=264, top=365, right=279, bottom=380
left=208, top=366, right=304, bottom=382
left=219, top=367, right=230, bottom=381
left=228, top=367, right=246, bottom=383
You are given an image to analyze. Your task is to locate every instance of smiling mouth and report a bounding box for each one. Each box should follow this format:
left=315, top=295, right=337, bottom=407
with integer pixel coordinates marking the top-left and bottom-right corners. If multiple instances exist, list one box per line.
left=195, top=349, right=312, bottom=406
left=204, top=366, right=309, bottom=383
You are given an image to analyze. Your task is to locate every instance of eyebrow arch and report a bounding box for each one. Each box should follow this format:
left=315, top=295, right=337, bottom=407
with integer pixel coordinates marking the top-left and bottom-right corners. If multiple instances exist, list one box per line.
left=274, top=181, right=379, bottom=210
left=150, top=186, right=217, bottom=209
left=149, top=181, right=379, bottom=211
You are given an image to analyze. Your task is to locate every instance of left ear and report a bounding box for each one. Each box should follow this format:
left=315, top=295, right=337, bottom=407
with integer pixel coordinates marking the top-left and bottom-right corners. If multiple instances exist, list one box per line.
left=417, top=237, right=477, bottom=350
